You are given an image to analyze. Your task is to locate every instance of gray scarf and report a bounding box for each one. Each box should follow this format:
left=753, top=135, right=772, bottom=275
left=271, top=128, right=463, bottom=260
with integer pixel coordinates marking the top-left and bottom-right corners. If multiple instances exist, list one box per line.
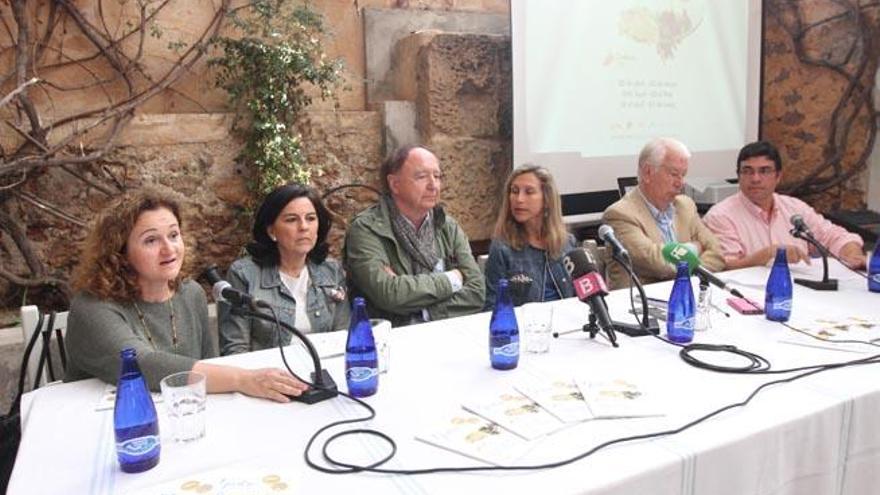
left=384, top=195, right=440, bottom=274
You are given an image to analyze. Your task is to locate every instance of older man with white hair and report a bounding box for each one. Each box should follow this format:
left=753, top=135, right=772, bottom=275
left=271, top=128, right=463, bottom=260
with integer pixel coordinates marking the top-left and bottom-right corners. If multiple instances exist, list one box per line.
left=602, top=137, right=725, bottom=288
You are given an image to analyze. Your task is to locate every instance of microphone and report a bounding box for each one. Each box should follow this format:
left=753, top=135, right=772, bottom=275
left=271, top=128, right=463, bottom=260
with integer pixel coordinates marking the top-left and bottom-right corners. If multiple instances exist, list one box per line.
left=788, top=215, right=838, bottom=291
left=200, top=265, right=338, bottom=404
left=789, top=214, right=828, bottom=255
left=790, top=214, right=811, bottom=236
left=562, top=248, right=618, bottom=347
left=202, top=265, right=262, bottom=309
left=661, top=243, right=745, bottom=299
left=598, top=224, right=630, bottom=262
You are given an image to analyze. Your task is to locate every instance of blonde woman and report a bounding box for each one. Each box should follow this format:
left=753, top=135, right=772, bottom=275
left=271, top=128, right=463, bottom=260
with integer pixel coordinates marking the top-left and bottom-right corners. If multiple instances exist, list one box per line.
left=484, top=165, right=576, bottom=308
left=65, top=188, right=307, bottom=402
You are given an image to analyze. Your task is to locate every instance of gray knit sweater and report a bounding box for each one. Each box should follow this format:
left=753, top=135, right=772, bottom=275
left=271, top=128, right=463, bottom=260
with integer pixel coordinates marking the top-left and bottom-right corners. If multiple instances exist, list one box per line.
left=65, top=280, right=216, bottom=390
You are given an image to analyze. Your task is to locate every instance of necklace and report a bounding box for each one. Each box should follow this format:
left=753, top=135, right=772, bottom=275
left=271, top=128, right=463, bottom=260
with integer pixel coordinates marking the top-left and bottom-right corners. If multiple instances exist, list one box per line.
left=132, top=298, right=178, bottom=349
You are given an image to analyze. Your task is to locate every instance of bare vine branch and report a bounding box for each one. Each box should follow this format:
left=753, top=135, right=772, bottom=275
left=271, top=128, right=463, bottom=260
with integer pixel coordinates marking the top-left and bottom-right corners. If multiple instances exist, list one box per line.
left=14, top=190, right=87, bottom=227
left=0, top=77, right=38, bottom=109
left=767, top=0, right=879, bottom=205
left=0, top=0, right=232, bottom=304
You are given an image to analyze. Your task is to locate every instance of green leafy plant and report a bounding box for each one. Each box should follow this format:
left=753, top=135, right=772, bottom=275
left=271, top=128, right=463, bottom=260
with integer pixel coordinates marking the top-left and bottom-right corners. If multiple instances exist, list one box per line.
left=211, top=0, right=343, bottom=195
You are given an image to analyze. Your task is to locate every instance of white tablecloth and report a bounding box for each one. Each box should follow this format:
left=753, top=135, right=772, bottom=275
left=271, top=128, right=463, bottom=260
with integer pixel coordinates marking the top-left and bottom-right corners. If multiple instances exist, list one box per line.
left=9, top=262, right=880, bottom=494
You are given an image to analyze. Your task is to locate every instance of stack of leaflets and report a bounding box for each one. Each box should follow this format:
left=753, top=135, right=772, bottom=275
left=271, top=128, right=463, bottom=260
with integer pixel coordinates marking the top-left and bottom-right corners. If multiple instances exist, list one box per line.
left=416, top=379, right=663, bottom=464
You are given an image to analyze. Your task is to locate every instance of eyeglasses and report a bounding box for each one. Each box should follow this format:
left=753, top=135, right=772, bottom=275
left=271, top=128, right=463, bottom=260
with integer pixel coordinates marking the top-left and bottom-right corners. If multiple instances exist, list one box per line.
left=659, top=165, right=685, bottom=181
left=739, top=166, right=777, bottom=177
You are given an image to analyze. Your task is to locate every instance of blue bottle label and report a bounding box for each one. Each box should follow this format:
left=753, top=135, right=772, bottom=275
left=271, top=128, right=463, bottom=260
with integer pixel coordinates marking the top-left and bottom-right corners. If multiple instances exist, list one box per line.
left=771, top=299, right=792, bottom=311
left=346, top=366, right=378, bottom=383
left=116, top=435, right=159, bottom=457
left=672, top=316, right=695, bottom=330
left=492, top=342, right=519, bottom=357
left=871, top=274, right=880, bottom=284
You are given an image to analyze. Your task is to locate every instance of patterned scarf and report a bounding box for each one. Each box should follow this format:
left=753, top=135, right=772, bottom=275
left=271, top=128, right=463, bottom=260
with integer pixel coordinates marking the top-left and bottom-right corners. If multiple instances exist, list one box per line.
left=384, top=194, right=440, bottom=274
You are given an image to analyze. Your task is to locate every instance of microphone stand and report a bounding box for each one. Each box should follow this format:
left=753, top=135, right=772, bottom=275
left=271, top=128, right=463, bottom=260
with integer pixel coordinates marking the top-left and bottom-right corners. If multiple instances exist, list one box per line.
left=553, top=304, right=620, bottom=348
left=791, top=229, right=838, bottom=291
left=613, top=253, right=660, bottom=337
left=231, top=304, right=338, bottom=404
left=552, top=253, right=658, bottom=342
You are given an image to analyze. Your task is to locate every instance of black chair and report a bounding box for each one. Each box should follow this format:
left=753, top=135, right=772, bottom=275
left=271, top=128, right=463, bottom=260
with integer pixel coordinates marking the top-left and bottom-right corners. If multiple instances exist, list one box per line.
left=2, top=309, right=65, bottom=492
left=19, top=306, right=68, bottom=389
left=617, top=177, right=639, bottom=198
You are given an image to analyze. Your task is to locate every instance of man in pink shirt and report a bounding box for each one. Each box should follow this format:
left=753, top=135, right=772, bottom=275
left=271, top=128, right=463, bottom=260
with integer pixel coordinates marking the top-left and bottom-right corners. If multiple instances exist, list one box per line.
left=704, top=141, right=866, bottom=269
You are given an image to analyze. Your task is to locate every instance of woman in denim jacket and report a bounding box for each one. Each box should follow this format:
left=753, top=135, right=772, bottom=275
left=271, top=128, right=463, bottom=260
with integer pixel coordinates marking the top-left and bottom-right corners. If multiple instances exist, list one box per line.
left=219, top=184, right=350, bottom=355
left=484, top=165, right=576, bottom=309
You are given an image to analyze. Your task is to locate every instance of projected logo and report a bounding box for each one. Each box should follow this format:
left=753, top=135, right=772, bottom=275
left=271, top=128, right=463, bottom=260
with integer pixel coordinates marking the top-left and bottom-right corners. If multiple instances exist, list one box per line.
left=617, top=1, right=704, bottom=61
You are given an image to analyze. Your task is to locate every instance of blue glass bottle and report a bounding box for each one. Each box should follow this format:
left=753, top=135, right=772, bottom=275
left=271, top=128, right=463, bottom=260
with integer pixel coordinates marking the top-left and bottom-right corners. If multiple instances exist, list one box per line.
left=666, top=262, right=696, bottom=343
left=765, top=247, right=793, bottom=321
left=345, top=297, right=378, bottom=397
left=489, top=278, right=519, bottom=370
left=114, top=348, right=160, bottom=473
left=869, top=239, right=880, bottom=293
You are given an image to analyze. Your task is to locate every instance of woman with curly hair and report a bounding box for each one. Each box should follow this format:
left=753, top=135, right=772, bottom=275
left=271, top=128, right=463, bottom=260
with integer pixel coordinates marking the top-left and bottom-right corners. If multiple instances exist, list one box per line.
left=484, top=165, right=576, bottom=308
left=64, top=188, right=308, bottom=402
left=219, top=183, right=349, bottom=355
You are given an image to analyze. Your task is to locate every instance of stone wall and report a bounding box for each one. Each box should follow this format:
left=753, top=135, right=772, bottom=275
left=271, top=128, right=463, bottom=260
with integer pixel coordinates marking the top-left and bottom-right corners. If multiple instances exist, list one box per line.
left=299, top=111, right=386, bottom=252
left=0, top=1, right=511, bottom=136
left=7, top=110, right=383, bottom=281
left=410, top=32, right=512, bottom=239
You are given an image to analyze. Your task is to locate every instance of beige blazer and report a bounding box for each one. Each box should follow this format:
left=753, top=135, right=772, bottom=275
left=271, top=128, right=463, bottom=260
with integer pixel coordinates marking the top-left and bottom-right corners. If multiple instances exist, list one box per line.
left=602, top=188, right=725, bottom=289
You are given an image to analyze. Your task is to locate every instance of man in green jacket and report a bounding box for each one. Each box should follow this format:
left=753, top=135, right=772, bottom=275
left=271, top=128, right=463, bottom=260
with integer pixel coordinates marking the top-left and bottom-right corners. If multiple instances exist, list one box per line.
left=344, top=145, right=485, bottom=327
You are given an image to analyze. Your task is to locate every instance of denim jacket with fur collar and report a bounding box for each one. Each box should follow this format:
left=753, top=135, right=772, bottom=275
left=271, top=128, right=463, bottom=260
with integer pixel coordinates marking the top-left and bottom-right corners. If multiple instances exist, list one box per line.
left=218, top=255, right=350, bottom=355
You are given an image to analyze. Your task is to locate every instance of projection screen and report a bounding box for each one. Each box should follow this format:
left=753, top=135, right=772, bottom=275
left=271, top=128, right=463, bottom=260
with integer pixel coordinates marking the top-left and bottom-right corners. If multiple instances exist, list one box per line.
left=511, top=0, right=763, bottom=217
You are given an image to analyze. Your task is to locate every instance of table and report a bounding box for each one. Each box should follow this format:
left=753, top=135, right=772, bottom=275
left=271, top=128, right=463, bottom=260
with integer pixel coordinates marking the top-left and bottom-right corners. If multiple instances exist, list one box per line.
left=9, top=262, right=880, bottom=495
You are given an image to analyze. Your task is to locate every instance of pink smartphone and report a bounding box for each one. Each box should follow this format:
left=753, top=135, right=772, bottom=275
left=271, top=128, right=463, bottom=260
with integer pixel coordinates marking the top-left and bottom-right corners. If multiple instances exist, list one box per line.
left=727, top=297, right=763, bottom=315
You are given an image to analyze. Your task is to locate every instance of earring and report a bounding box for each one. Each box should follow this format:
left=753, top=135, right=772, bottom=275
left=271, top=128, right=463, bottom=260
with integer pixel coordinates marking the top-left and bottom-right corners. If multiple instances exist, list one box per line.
left=270, top=235, right=277, bottom=242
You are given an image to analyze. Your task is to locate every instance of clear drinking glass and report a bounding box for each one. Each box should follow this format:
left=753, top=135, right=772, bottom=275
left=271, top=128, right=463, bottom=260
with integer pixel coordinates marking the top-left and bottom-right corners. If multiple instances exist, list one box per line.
left=521, top=303, right=553, bottom=354
left=371, top=319, right=392, bottom=374
left=160, top=371, right=207, bottom=442
left=694, top=284, right=712, bottom=332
